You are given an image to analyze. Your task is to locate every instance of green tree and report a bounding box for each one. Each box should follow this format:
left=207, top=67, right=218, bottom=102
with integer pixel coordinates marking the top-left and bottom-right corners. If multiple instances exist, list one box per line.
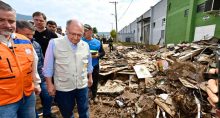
left=110, top=29, right=116, bottom=39
left=93, top=27, right=98, bottom=34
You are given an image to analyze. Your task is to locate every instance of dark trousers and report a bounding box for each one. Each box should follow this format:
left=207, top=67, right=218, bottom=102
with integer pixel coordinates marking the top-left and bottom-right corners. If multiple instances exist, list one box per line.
left=91, top=65, right=99, bottom=99
left=55, top=88, right=89, bottom=118
left=109, top=44, right=113, bottom=52
left=36, top=82, right=53, bottom=118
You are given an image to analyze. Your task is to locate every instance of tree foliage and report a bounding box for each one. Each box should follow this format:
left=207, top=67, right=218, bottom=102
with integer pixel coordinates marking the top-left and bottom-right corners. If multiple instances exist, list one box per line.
left=93, top=27, right=98, bottom=34
left=110, top=29, right=116, bottom=39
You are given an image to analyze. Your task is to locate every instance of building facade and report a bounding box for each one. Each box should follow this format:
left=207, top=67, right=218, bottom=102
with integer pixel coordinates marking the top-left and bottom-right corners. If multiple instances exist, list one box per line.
left=137, top=10, right=151, bottom=44
left=166, top=0, right=220, bottom=44
left=150, top=0, right=167, bottom=45
left=118, top=0, right=167, bottom=45
left=118, top=20, right=136, bottom=42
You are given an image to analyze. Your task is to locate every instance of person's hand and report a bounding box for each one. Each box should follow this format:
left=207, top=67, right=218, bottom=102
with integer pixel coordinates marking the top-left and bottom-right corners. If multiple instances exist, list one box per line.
left=207, top=68, right=218, bottom=107
left=34, top=84, right=41, bottom=95
left=92, top=53, right=99, bottom=58
left=206, top=69, right=220, bottom=117
left=207, top=79, right=218, bottom=107
left=88, top=74, right=93, bottom=87
left=47, top=82, right=56, bottom=96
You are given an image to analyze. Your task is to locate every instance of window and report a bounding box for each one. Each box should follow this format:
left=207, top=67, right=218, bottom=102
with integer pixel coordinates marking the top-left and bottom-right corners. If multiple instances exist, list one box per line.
left=184, top=9, right=189, bottom=17
left=133, top=30, right=135, bottom=33
left=197, top=3, right=205, bottom=12
left=162, top=18, right=166, bottom=26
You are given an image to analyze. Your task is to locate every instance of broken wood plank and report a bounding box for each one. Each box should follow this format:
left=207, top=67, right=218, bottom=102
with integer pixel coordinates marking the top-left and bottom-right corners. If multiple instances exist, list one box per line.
left=99, top=66, right=128, bottom=76
left=154, top=98, right=175, bottom=117
left=133, top=65, right=152, bottom=79
left=178, top=48, right=203, bottom=61
left=117, top=70, right=136, bottom=75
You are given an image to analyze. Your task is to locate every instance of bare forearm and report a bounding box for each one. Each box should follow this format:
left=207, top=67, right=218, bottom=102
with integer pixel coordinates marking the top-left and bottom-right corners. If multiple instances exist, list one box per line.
left=88, top=73, right=92, bottom=80
left=45, top=77, right=53, bottom=85
left=88, top=73, right=93, bottom=87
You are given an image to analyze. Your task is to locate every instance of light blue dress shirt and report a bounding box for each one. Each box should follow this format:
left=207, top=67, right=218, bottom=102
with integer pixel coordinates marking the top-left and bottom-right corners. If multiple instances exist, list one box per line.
left=43, top=37, right=93, bottom=78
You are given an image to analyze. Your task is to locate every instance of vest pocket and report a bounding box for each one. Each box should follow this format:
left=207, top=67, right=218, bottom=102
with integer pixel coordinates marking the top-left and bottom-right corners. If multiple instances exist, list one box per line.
left=0, top=77, right=17, bottom=89
left=27, top=55, right=34, bottom=62
left=0, top=78, right=18, bottom=101
left=55, top=59, right=69, bottom=65
left=55, top=62, right=69, bottom=73
left=56, top=74, right=73, bottom=89
left=79, top=75, right=88, bottom=87
left=0, top=63, right=16, bottom=81
left=0, top=58, right=14, bottom=73
left=23, top=71, right=33, bottom=89
left=82, top=60, right=88, bottom=70
left=55, top=52, right=69, bottom=65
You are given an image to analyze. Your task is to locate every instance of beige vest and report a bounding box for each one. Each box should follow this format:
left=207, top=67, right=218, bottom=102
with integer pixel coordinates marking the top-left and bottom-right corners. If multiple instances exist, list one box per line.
left=53, top=36, right=90, bottom=91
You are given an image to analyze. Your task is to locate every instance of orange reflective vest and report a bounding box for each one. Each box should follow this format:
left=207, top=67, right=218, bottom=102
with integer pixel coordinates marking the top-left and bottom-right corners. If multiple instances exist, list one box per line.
left=0, top=33, right=34, bottom=106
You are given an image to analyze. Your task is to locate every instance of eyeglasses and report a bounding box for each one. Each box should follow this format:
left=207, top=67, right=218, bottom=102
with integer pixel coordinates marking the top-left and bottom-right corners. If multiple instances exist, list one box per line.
left=67, top=32, right=83, bottom=38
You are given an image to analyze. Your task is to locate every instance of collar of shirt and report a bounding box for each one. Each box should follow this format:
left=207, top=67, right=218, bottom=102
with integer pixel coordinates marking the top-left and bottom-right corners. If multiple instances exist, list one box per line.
left=0, top=35, right=13, bottom=47
left=66, top=36, right=78, bottom=51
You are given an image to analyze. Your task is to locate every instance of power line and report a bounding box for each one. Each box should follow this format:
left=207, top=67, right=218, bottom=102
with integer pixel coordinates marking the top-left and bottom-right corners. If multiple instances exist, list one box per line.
left=118, top=0, right=133, bottom=21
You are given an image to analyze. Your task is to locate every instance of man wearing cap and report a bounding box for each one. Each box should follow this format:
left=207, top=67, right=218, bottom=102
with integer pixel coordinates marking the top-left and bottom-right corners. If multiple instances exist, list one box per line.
left=56, top=26, right=64, bottom=36
left=82, top=24, right=105, bottom=102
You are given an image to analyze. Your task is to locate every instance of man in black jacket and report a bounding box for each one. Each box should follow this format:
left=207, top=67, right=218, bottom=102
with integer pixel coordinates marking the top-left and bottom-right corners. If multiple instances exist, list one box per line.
left=32, top=11, right=58, bottom=56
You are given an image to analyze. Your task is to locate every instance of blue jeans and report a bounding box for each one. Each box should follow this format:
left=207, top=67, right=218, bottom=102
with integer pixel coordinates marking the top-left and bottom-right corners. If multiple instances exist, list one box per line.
left=36, top=81, right=53, bottom=117
left=55, top=87, right=89, bottom=118
left=0, top=92, right=36, bottom=118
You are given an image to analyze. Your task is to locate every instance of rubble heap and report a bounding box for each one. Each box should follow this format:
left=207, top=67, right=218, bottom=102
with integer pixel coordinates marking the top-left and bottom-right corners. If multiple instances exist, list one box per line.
left=92, top=38, right=219, bottom=118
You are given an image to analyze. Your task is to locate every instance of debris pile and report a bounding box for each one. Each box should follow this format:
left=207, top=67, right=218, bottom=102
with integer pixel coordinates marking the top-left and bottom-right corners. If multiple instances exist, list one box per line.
left=92, top=38, right=219, bottom=118
left=36, top=38, right=219, bottom=118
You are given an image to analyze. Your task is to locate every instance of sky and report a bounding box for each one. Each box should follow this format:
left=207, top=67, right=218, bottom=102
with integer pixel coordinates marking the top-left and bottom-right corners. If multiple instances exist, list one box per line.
left=4, top=0, right=160, bottom=32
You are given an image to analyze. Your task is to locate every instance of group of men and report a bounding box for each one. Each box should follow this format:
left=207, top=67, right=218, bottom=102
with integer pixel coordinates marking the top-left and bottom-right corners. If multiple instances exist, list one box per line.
left=0, top=1, right=105, bottom=118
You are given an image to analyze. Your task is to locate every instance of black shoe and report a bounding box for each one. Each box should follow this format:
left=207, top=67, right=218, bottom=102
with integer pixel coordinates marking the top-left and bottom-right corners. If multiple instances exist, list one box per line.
left=43, top=113, right=57, bottom=118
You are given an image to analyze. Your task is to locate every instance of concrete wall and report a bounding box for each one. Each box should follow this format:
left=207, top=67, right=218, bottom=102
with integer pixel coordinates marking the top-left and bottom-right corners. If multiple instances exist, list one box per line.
left=137, top=9, right=151, bottom=44
left=118, top=20, right=137, bottom=42
left=119, top=0, right=168, bottom=45
left=166, top=0, right=220, bottom=44
left=118, top=33, right=134, bottom=42
left=150, top=0, right=167, bottom=45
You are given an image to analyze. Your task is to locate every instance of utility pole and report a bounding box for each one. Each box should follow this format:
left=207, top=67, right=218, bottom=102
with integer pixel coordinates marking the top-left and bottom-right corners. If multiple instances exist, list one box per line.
left=109, top=1, right=118, bottom=42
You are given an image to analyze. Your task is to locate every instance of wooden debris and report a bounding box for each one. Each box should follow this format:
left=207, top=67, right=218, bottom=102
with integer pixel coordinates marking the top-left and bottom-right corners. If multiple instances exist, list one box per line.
left=100, top=66, right=128, bottom=76
left=178, top=48, right=203, bottom=61
left=97, top=80, right=125, bottom=94
left=154, top=98, right=176, bottom=117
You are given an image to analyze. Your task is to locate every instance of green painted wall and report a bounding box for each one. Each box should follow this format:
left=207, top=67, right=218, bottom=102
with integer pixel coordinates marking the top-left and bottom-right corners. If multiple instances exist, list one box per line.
left=194, top=0, right=220, bottom=39
left=166, top=0, right=220, bottom=44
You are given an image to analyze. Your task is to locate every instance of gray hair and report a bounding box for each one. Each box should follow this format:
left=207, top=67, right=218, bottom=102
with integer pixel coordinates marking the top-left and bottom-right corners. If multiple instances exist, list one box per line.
left=66, top=19, right=83, bottom=29
left=0, top=1, right=15, bottom=12
left=16, top=20, right=35, bottom=31
left=66, top=20, right=73, bottom=28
